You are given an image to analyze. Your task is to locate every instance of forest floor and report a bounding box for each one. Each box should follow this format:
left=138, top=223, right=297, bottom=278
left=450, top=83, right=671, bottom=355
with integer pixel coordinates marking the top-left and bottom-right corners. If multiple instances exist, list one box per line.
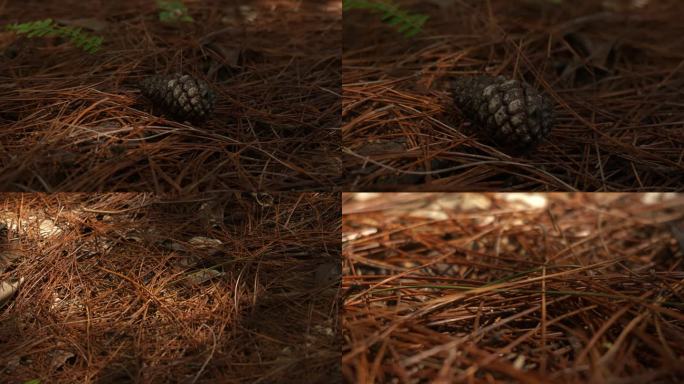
left=343, top=0, right=684, bottom=191
left=0, top=0, right=341, bottom=192
left=342, top=192, right=684, bottom=383
left=0, top=193, right=340, bottom=383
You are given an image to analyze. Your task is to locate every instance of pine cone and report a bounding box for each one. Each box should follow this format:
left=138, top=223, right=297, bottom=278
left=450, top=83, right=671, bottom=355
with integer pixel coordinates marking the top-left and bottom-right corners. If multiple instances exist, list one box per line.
left=452, top=75, right=553, bottom=151
left=139, top=73, right=215, bottom=122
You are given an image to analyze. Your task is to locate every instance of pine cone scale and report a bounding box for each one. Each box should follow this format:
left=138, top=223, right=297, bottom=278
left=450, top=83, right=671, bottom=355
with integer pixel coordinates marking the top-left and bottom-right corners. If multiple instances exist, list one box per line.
left=139, top=73, right=215, bottom=122
left=452, top=75, right=553, bottom=151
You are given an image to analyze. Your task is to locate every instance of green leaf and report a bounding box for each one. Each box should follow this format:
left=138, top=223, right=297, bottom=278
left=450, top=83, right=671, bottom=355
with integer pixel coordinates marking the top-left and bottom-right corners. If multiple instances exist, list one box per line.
left=5, top=18, right=103, bottom=53
left=23, top=379, right=40, bottom=384
left=157, top=0, right=193, bottom=23
left=159, top=11, right=173, bottom=22
left=344, top=0, right=428, bottom=37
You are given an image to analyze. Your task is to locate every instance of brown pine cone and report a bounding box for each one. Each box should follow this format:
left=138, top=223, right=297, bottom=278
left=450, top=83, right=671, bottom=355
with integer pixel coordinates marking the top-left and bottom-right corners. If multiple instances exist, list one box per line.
left=139, top=73, right=215, bottom=122
left=452, top=75, right=553, bottom=152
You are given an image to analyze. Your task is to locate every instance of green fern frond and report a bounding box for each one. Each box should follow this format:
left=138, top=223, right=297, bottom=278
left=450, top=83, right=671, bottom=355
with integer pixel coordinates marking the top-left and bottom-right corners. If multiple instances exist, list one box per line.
left=343, top=0, right=428, bottom=37
left=156, top=0, right=194, bottom=23
left=5, top=18, right=103, bottom=53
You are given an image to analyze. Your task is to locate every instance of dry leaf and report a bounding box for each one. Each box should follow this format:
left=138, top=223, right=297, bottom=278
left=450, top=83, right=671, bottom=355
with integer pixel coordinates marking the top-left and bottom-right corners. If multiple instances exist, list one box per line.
left=185, top=268, right=224, bottom=285
left=0, top=277, right=24, bottom=304
left=49, top=349, right=75, bottom=370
